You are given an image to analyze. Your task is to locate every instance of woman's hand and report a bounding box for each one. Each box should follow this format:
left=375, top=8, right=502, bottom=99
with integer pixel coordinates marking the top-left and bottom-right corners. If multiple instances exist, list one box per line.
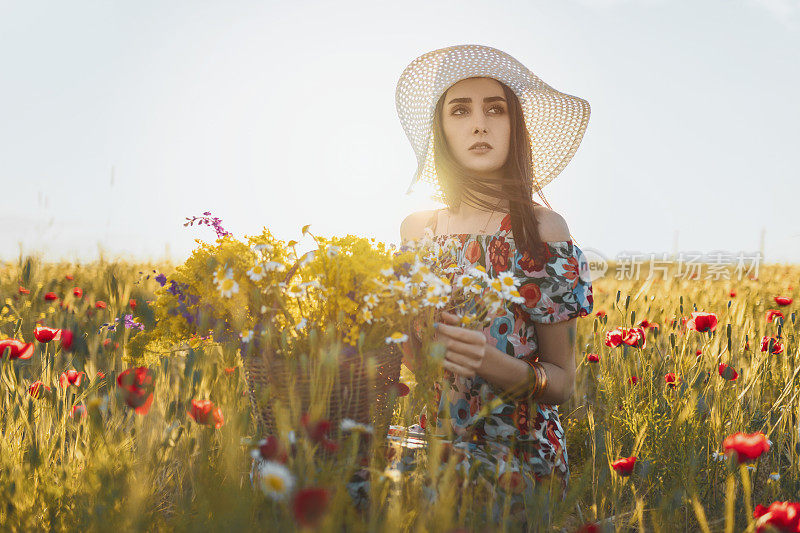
left=434, top=311, right=488, bottom=379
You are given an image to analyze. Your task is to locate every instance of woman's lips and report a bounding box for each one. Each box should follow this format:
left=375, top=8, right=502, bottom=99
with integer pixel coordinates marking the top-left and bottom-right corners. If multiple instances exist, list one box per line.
left=469, top=146, right=492, bottom=154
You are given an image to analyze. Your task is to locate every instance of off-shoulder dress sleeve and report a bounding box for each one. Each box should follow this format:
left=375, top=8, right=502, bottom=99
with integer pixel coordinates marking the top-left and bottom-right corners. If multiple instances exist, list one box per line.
left=515, top=240, right=594, bottom=324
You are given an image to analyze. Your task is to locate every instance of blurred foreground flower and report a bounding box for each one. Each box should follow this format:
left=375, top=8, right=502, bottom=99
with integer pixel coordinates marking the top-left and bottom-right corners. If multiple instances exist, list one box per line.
left=258, top=460, right=295, bottom=501
left=753, top=501, right=800, bottom=533
left=188, top=399, right=225, bottom=428
left=117, top=367, right=156, bottom=415
left=292, top=487, right=331, bottom=528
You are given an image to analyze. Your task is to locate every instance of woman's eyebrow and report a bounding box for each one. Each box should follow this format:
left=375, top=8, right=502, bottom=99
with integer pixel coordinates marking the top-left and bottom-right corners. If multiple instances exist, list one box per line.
left=446, top=96, right=507, bottom=105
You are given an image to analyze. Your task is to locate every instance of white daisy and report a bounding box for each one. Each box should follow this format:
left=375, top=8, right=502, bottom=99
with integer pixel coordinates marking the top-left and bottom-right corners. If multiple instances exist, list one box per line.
left=768, top=472, right=780, bottom=481
left=263, top=261, right=286, bottom=272
left=295, top=318, right=307, bottom=331
left=712, top=451, right=726, bottom=462
left=298, top=250, right=316, bottom=267
left=260, top=305, right=268, bottom=314
left=363, top=293, right=379, bottom=309
left=325, top=245, right=340, bottom=258
left=380, top=268, right=394, bottom=277
left=397, top=300, right=410, bottom=315
left=247, top=263, right=267, bottom=282
left=253, top=243, right=273, bottom=253
left=340, top=418, right=374, bottom=434
left=385, top=332, right=409, bottom=344
left=241, top=329, right=253, bottom=343
left=285, top=284, right=306, bottom=299
left=258, top=461, right=295, bottom=501
left=359, top=306, right=374, bottom=324
left=214, top=268, right=239, bottom=298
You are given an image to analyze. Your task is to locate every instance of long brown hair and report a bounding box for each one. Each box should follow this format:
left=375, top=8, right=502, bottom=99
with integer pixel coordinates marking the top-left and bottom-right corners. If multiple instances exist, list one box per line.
left=431, top=77, right=557, bottom=260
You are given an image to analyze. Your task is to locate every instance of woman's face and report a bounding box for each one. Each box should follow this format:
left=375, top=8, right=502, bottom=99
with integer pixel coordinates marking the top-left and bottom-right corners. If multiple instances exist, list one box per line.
left=441, top=77, right=511, bottom=177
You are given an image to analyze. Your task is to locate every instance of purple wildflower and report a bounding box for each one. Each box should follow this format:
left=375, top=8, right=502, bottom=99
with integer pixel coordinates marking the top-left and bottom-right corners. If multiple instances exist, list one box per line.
left=184, top=211, right=232, bottom=239
left=155, top=273, right=167, bottom=286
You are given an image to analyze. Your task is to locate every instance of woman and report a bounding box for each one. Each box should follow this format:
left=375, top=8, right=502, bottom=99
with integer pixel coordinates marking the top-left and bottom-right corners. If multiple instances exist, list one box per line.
left=388, top=44, right=594, bottom=525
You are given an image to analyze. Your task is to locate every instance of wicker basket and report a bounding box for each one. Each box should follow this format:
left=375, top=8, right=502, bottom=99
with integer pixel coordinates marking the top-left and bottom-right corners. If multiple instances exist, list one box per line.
left=240, top=250, right=403, bottom=457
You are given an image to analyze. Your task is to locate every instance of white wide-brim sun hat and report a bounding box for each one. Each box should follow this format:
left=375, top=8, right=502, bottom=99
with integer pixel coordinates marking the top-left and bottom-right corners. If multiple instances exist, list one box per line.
left=395, top=44, right=590, bottom=202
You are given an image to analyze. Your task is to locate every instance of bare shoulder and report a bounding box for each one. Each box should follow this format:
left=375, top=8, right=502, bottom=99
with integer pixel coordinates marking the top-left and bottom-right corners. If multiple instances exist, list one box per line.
left=400, top=209, right=437, bottom=245
left=533, top=206, right=571, bottom=242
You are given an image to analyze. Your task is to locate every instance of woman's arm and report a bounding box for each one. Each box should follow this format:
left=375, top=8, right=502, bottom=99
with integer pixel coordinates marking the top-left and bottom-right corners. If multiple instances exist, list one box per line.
left=477, top=320, right=577, bottom=405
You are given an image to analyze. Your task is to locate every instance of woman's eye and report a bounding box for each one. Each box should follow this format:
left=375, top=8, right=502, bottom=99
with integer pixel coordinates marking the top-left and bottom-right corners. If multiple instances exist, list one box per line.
left=488, top=105, right=505, bottom=114
left=451, top=106, right=468, bottom=116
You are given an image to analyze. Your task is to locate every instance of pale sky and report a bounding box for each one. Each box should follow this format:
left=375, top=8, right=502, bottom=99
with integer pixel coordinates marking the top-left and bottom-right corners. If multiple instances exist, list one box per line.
left=2, top=0, right=799, bottom=265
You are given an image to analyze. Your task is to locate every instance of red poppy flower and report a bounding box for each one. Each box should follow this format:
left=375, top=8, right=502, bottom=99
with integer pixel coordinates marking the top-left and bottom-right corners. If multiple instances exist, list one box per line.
left=254, top=435, right=289, bottom=464
left=224, top=366, right=236, bottom=374
left=664, top=373, right=681, bottom=387
left=622, top=327, right=647, bottom=349
left=44, top=292, right=58, bottom=301
left=117, top=367, right=156, bottom=415
left=628, top=376, right=638, bottom=386
left=766, top=310, right=785, bottom=323
left=576, top=523, right=602, bottom=533
left=59, top=329, right=74, bottom=351
left=729, top=290, right=737, bottom=298
left=586, top=353, right=600, bottom=363
left=129, top=298, right=137, bottom=309
left=34, top=326, right=61, bottom=343
left=96, top=371, right=106, bottom=379
left=320, top=437, right=339, bottom=453
left=753, top=501, right=800, bottom=533
left=188, top=399, right=225, bottom=428
left=71, top=287, right=82, bottom=299
left=718, top=363, right=739, bottom=381
left=29, top=380, right=51, bottom=399
left=18, top=286, right=30, bottom=295
left=723, top=432, right=770, bottom=464
left=760, top=335, right=785, bottom=355
left=292, top=487, right=331, bottom=528
left=60, top=370, right=85, bottom=388
left=300, top=413, right=332, bottom=442
left=638, top=319, right=658, bottom=330
left=686, top=312, right=718, bottom=333
left=102, top=338, right=119, bottom=349
left=95, top=301, right=107, bottom=309
left=596, top=310, right=607, bottom=318
left=65, top=274, right=74, bottom=280
left=696, top=349, right=703, bottom=356
left=70, top=403, right=87, bottom=420
left=0, top=338, right=35, bottom=360
left=604, top=327, right=625, bottom=348
left=774, top=296, right=793, bottom=306
left=611, top=456, right=636, bottom=476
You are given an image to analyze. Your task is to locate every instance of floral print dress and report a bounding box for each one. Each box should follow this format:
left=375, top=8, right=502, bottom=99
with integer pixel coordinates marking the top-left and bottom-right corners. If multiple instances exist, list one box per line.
left=420, top=211, right=592, bottom=498
left=347, top=209, right=594, bottom=519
